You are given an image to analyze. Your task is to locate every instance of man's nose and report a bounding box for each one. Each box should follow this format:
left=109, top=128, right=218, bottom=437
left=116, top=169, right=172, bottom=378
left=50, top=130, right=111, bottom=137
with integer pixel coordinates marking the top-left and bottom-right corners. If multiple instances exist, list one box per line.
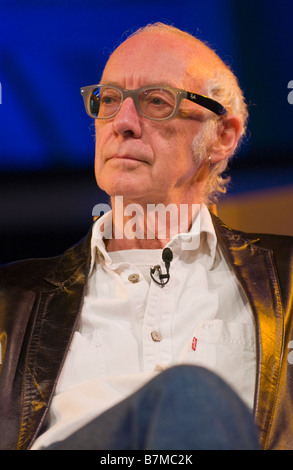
left=112, top=97, right=142, bottom=138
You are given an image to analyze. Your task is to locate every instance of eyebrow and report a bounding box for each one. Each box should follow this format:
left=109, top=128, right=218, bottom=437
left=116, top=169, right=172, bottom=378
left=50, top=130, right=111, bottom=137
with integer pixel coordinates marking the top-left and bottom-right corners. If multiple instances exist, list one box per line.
left=100, top=81, right=179, bottom=89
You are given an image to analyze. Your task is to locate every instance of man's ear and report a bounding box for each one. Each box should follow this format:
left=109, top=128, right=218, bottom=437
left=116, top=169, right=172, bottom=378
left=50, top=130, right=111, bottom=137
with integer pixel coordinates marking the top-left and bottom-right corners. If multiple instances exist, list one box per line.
left=209, top=115, right=243, bottom=164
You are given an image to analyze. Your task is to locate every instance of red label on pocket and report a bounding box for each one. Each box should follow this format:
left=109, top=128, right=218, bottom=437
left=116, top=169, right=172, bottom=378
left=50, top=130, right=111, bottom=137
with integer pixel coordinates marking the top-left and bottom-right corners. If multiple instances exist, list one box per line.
left=192, top=337, right=197, bottom=351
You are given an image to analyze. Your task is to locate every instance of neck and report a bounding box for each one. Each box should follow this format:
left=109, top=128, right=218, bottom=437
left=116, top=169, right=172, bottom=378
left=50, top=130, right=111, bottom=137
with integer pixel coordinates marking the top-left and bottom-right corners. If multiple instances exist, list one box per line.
left=105, top=195, right=203, bottom=252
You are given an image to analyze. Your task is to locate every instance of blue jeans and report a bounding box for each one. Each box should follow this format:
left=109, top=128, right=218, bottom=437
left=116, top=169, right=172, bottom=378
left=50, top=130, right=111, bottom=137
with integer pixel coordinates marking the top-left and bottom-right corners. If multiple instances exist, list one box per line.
left=48, top=365, right=259, bottom=450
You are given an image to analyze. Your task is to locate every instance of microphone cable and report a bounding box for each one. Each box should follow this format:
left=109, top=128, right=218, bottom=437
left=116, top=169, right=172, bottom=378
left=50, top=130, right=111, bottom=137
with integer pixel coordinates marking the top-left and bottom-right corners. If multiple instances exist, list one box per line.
left=150, top=248, right=173, bottom=286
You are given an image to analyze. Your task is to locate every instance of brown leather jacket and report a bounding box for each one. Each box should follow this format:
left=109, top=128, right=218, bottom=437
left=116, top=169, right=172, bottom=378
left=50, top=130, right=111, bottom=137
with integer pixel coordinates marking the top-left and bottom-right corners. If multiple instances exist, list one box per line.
left=0, top=214, right=293, bottom=450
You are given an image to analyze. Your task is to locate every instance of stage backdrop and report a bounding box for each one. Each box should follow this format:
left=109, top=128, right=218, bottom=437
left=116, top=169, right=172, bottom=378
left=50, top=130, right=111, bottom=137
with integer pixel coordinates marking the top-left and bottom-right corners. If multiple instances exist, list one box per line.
left=1, top=0, right=293, bottom=263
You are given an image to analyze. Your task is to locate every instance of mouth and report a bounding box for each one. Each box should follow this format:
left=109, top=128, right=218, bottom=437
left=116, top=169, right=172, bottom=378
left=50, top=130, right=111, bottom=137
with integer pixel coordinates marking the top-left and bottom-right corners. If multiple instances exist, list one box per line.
left=107, top=154, right=149, bottom=164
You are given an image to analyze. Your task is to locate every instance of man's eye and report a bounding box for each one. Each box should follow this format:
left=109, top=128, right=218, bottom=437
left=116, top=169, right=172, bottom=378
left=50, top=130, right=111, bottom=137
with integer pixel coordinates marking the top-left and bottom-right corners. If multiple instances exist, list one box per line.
left=151, top=96, right=166, bottom=105
left=101, top=95, right=116, bottom=104
left=146, top=92, right=172, bottom=105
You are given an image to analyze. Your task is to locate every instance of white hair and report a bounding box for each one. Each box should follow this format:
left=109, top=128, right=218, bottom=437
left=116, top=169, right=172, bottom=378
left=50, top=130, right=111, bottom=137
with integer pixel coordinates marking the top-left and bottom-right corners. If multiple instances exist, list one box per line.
left=201, top=68, right=248, bottom=203
left=128, top=22, right=249, bottom=203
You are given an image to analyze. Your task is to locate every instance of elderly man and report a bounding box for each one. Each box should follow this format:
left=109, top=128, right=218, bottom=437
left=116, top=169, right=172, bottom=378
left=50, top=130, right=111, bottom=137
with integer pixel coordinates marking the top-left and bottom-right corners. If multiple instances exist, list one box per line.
left=0, top=23, right=292, bottom=451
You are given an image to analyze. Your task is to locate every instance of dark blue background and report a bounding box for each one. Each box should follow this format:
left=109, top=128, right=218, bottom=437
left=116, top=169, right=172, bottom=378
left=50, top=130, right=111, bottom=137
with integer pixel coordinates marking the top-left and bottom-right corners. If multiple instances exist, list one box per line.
left=0, top=0, right=293, bottom=262
left=1, top=0, right=293, bottom=172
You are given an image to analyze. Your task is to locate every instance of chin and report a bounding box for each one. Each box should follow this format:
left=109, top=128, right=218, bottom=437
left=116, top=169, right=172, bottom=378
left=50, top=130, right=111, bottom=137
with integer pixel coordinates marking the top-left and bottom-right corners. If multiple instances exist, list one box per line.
left=98, top=184, right=141, bottom=201
left=98, top=176, right=145, bottom=199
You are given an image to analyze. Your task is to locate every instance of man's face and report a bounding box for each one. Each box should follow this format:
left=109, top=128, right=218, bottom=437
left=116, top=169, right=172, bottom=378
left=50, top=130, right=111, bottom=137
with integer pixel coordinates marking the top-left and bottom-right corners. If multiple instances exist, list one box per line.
left=94, top=32, right=212, bottom=206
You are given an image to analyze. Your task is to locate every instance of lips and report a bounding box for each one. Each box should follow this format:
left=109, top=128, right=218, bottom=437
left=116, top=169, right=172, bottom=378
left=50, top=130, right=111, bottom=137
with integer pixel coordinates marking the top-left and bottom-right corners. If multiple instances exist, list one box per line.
left=110, top=154, right=139, bottom=161
left=107, top=153, right=150, bottom=164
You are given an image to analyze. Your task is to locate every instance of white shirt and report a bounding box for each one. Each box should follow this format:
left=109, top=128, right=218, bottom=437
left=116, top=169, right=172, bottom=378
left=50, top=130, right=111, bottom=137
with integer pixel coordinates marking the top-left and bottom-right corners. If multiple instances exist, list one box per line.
left=32, top=204, right=256, bottom=449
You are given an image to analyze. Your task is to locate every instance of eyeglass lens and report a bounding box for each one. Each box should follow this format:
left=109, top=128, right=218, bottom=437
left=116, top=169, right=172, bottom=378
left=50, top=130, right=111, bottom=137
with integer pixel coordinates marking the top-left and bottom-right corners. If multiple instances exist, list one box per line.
left=89, top=86, right=177, bottom=119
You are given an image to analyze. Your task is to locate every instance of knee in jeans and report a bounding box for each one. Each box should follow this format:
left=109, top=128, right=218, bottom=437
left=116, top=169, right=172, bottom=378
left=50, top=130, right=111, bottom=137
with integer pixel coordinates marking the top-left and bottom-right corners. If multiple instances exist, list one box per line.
left=153, top=365, right=213, bottom=392
left=153, top=364, right=238, bottom=401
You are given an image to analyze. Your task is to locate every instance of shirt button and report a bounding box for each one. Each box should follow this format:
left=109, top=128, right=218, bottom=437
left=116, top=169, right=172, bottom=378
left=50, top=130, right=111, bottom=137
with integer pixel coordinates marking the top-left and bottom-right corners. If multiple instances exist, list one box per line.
left=151, top=330, right=162, bottom=342
left=128, top=273, right=140, bottom=283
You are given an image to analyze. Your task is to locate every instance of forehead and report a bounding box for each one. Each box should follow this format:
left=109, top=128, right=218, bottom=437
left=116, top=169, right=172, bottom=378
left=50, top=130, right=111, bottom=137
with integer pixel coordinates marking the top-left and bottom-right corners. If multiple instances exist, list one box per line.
left=101, top=32, right=212, bottom=89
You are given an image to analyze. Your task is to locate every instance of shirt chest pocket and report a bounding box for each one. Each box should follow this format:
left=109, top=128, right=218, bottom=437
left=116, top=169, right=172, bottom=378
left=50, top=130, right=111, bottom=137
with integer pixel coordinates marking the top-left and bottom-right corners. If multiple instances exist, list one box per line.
left=179, top=319, right=256, bottom=409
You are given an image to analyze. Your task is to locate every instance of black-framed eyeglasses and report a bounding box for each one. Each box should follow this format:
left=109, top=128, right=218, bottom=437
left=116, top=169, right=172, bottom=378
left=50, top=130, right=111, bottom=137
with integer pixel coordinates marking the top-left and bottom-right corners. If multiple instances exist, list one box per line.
left=80, top=84, right=227, bottom=121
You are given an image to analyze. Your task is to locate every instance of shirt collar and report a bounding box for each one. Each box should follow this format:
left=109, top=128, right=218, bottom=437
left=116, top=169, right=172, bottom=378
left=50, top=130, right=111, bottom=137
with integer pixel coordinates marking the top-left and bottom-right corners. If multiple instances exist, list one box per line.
left=89, top=203, right=217, bottom=275
left=166, top=204, right=217, bottom=269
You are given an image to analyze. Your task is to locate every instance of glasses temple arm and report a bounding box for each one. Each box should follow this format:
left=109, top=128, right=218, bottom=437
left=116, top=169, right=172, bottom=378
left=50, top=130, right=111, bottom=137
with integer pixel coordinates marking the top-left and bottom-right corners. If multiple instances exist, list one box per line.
left=186, top=91, right=227, bottom=116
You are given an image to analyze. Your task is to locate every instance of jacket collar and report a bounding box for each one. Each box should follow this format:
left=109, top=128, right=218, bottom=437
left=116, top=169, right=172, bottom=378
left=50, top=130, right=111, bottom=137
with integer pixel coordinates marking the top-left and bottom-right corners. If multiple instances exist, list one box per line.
left=43, top=229, right=92, bottom=287
left=212, top=213, right=284, bottom=449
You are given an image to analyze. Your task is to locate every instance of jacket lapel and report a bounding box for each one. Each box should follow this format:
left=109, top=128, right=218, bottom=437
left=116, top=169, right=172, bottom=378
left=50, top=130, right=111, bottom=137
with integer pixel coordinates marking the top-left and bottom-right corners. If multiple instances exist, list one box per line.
left=17, top=231, right=92, bottom=450
left=212, top=215, right=284, bottom=449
